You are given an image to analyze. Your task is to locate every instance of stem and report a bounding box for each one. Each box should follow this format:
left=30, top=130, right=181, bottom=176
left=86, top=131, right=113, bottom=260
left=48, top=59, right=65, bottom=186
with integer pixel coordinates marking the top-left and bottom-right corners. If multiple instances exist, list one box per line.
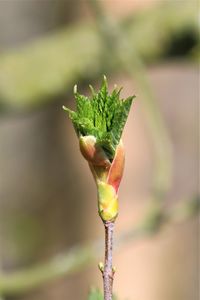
left=0, top=198, right=198, bottom=296
left=102, top=221, right=115, bottom=300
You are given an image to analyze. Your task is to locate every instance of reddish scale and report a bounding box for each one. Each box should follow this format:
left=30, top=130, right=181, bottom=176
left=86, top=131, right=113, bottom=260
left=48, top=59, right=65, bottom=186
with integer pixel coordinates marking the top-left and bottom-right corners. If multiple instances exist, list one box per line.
left=107, top=142, right=125, bottom=193
left=79, top=135, right=124, bottom=194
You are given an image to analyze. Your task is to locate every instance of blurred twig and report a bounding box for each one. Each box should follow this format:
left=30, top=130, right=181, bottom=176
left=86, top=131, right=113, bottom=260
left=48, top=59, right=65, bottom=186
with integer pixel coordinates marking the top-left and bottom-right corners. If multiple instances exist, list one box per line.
left=0, top=257, right=4, bottom=300
left=88, top=0, right=173, bottom=201
left=0, top=1, right=197, bottom=110
left=0, top=197, right=199, bottom=297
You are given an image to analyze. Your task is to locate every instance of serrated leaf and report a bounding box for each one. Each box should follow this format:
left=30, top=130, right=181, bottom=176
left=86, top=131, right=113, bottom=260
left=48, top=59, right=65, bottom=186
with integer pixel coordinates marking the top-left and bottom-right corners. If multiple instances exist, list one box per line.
left=63, top=77, right=135, bottom=160
left=111, top=96, right=135, bottom=150
left=75, top=93, right=93, bottom=121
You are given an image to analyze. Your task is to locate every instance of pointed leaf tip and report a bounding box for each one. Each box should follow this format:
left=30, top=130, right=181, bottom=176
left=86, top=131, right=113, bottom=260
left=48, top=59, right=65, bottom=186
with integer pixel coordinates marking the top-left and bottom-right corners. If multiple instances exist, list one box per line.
left=89, top=84, right=95, bottom=96
left=62, top=105, right=68, bottom=111
left=73, top=84, right=77, bottom=94
left=102, top=75, right=108, bottom=88
left=62, top=105, right=73, bottom=115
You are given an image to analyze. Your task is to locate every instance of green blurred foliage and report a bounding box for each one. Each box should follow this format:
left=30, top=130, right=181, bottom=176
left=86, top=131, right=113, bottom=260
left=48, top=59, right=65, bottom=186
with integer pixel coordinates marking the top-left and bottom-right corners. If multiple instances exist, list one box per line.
left=88, top=288, right=104, bottom=300
left=0, top=1, right=197, bottom=111
left=88, top=287, right=118, bottom=300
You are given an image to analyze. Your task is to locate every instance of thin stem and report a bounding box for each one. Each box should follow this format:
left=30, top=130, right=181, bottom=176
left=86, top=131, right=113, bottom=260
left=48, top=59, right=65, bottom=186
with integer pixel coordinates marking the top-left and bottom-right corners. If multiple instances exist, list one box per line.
left=0, top=197, right=198, bottom=296
left=102, top=221, right=114, bottom=300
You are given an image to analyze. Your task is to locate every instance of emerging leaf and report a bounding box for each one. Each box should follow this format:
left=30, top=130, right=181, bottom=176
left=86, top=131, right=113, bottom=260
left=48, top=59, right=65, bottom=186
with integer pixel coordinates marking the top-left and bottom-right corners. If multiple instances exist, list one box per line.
left=63, top=76, right=135, bottom=160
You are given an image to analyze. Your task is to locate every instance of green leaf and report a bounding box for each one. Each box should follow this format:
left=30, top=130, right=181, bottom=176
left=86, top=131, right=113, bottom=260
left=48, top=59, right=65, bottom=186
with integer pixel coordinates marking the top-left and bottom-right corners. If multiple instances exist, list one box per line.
left=63, top=76, right=135, bottom=160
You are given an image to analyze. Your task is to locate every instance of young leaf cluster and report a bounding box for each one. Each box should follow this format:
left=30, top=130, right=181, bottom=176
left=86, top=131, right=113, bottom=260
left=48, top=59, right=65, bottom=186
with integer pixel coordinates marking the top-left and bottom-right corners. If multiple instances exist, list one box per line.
left=63, top=77, right=135, bottom=160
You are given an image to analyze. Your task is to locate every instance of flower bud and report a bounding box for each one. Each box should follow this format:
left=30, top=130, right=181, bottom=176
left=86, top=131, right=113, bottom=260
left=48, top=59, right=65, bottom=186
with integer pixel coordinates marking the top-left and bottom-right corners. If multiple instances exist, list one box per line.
left=63, top=77, right=135, bottom=225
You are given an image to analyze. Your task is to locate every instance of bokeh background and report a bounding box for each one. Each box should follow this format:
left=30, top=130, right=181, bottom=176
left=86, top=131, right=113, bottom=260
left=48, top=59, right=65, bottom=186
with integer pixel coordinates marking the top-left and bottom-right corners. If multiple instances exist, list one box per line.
left=0, top=0, right=199, bottom=300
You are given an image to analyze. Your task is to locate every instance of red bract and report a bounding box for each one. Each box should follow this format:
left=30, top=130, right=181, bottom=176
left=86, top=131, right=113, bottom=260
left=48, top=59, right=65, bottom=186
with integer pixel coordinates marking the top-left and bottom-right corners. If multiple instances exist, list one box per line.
left=79, top=135, right=124, bottom=194
left=107, top=141, right=125, bottom=193
left=79, top=136, right=110, bottom=168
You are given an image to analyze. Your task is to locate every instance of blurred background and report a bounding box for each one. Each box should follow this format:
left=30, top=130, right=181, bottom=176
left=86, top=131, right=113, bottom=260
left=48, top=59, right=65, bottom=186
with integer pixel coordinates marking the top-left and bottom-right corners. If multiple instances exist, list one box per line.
left=0, top=0, right=199, bottom=300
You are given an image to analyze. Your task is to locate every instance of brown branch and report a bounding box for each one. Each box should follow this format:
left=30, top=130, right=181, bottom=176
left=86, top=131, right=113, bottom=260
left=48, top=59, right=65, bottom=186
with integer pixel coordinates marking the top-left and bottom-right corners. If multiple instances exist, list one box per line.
left=102, top=221, right=115, bottom=300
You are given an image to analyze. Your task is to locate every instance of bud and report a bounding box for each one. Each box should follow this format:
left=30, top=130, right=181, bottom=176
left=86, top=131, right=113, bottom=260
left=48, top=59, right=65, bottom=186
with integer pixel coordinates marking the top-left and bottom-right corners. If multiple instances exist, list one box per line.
left=63, top=77, right=135, bottom=223
left=98, top=261, right=104, bottom=272
left=79, top=137, right=124, bottom=222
